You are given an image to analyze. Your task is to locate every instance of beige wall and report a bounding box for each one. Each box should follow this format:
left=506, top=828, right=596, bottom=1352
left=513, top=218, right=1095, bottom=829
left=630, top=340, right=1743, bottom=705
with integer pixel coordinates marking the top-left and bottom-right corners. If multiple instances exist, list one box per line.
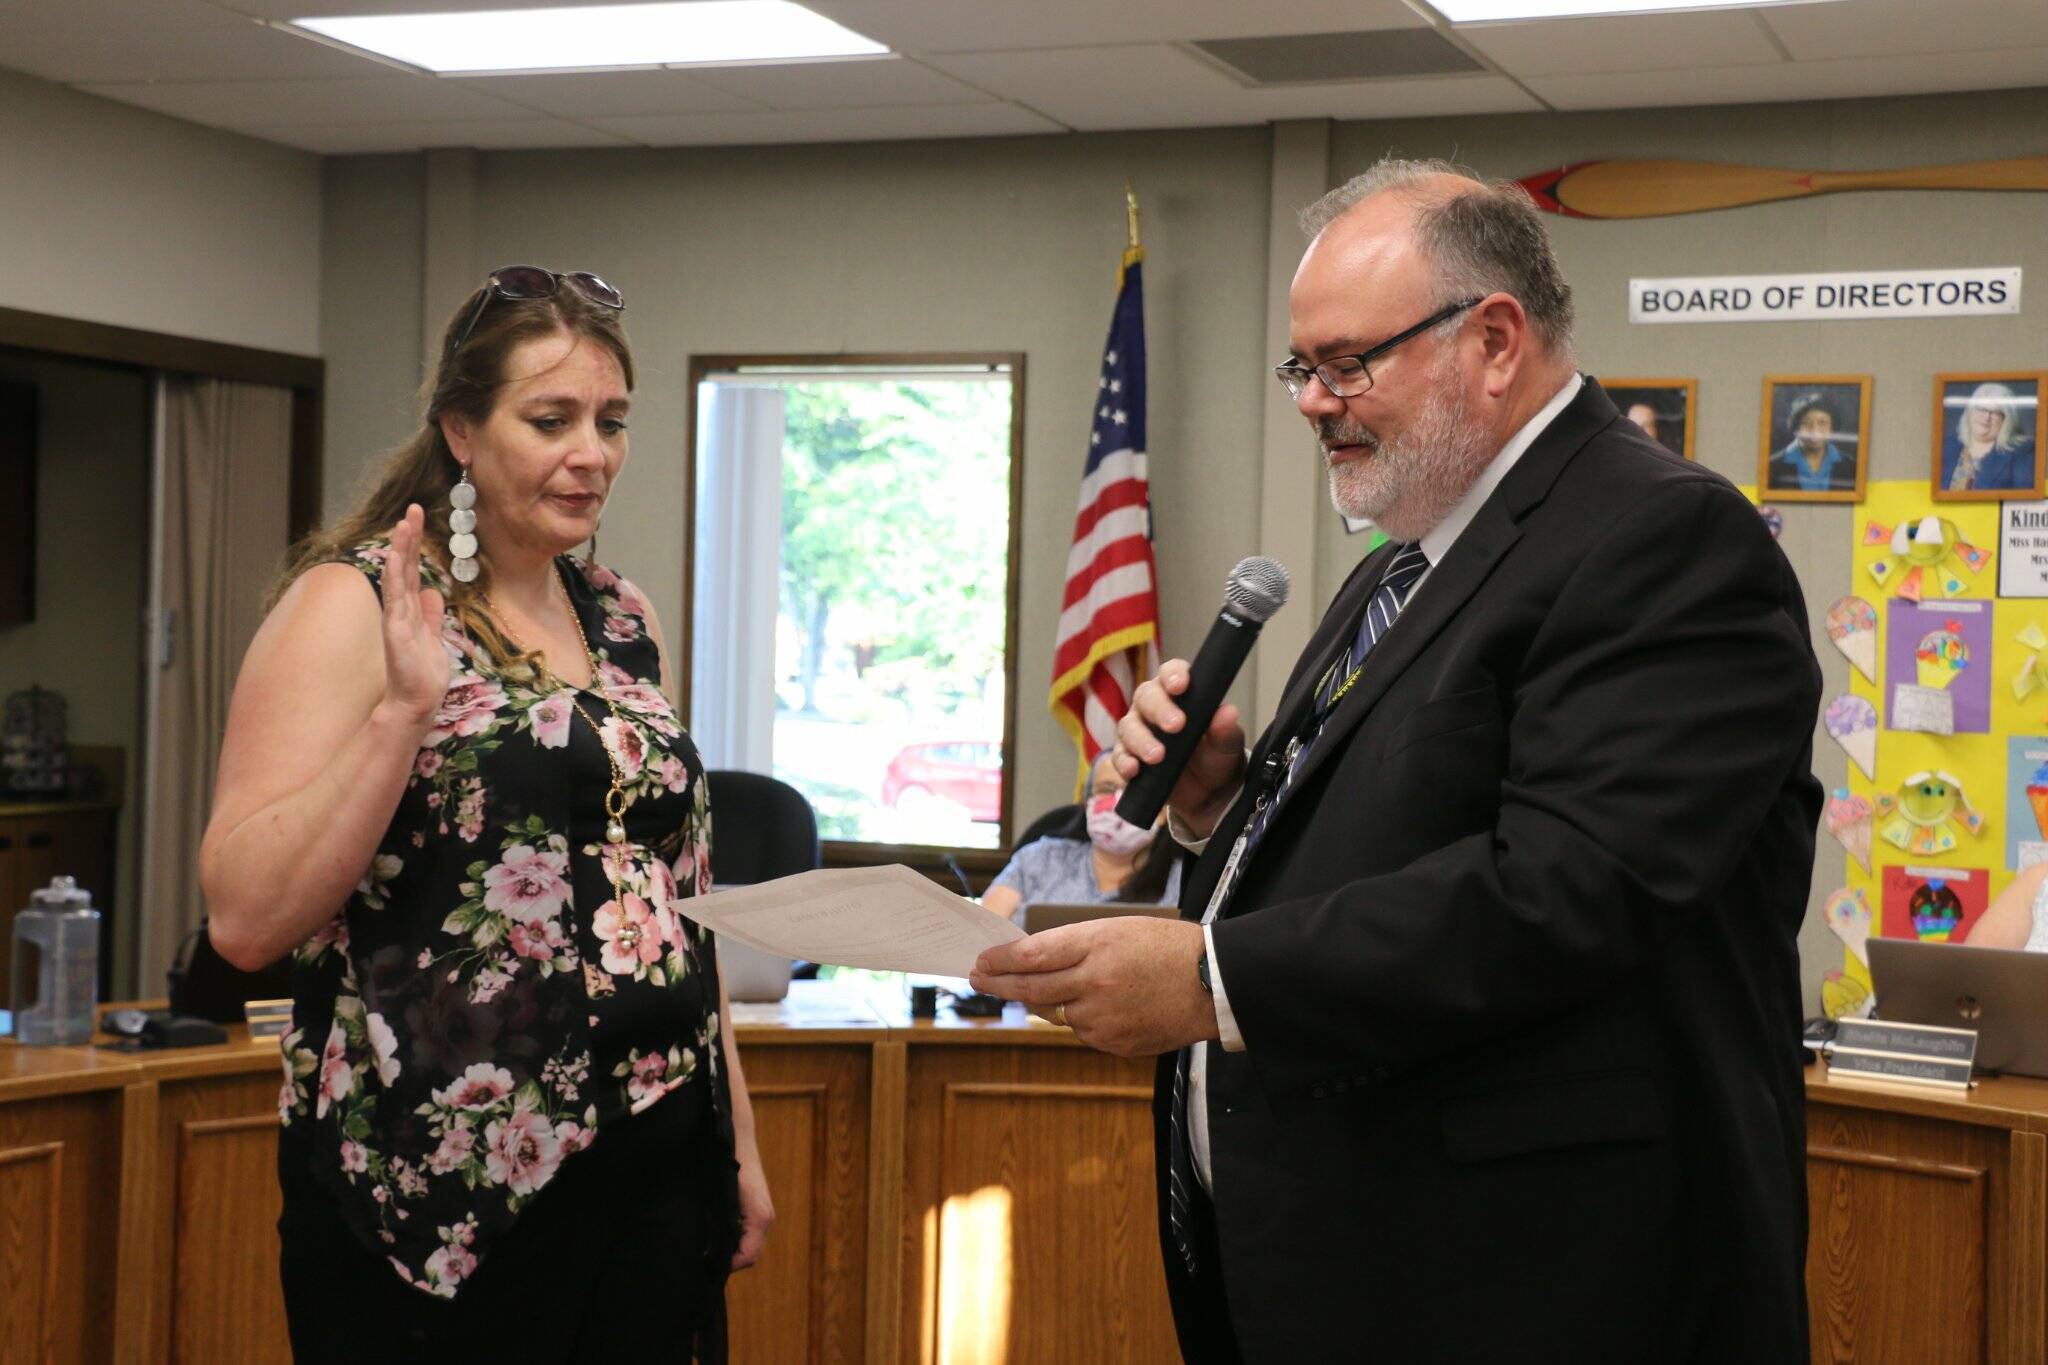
left=0, top=356, right=150, bottom=964
left=318, top=84, right=2048, bottom=1010
left=0, top=67, right=322, bottom=355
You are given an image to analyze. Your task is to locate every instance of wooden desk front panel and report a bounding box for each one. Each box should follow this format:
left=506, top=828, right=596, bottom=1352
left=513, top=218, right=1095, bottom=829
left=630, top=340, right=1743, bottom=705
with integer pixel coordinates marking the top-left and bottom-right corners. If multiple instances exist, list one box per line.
left=898, top=1044, right=1175, bottom=1365
left=0, top=1086, right=122, bottom=1365
left=728, top=1041, right=874, bottom=1365
left=1807, top=1098, right=2047, bottom=1365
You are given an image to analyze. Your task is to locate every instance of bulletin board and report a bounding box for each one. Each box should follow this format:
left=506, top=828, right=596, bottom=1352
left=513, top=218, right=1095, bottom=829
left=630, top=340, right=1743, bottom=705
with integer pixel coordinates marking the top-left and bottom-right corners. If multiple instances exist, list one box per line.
left=1800, top=481, right=2048, bottom=1015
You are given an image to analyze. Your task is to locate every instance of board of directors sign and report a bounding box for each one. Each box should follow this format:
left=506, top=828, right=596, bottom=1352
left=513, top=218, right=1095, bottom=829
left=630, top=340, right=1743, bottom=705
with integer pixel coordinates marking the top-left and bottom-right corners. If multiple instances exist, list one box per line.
left=1629, top=267, right=2021, bottom=324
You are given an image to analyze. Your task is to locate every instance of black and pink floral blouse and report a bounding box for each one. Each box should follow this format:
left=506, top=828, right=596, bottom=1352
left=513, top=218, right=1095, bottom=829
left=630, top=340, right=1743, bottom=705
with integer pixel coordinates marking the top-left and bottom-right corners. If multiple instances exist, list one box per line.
left=277, top=541, right=727, bottom=1297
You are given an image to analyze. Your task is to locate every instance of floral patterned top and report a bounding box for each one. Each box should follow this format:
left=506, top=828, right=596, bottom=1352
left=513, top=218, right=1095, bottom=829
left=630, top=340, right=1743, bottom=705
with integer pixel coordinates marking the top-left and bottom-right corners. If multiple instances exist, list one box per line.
left=277, top=542, right=728, bottom=1298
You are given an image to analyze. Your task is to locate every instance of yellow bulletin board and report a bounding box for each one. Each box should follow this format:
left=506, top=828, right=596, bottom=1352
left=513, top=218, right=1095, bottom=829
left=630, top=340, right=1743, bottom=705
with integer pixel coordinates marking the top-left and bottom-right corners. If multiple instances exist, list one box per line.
left=1823, top=482, right=2048, bottom=1013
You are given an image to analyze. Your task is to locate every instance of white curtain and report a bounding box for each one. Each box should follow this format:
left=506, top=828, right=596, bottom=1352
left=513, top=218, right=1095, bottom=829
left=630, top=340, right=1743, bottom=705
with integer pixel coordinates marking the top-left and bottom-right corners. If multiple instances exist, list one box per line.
left=140, top=376, right=293, bottom=991
left=690, top=382, right=783, bottom=774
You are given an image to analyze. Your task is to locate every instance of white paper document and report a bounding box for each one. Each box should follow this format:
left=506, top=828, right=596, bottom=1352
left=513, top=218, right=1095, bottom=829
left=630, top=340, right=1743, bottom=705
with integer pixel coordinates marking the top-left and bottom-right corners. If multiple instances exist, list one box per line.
left=683, top=864, right=1022, bottom=977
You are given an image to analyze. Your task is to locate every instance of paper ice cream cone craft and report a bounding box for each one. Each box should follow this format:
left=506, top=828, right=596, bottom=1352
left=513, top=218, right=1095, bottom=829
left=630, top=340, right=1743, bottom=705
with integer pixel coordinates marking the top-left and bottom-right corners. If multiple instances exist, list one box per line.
left=1864, top=515, right=1989, bottom=602
left=2025, top=759, right=2048, bottom=841
left=1823, top=787, right=1874, bottom=871
left=1913, top=622, right=1971, bottom=690
left=1821, top=969, right=1872, bottom=1021
left=1824, top=694, right=1878, bottom=780
left=1825, top=597, right=1878, bottom=683
left=2013, top=625, right=2048, bottom=704
left=1823, top=886, right=1875, bottom=967
left=1873, top=771, right=1987, bottom=857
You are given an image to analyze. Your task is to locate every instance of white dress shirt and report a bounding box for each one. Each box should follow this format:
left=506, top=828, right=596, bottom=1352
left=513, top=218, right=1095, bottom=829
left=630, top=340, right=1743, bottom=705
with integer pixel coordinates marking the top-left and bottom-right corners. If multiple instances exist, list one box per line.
left=1184, top=372, right=1583, bottom=1191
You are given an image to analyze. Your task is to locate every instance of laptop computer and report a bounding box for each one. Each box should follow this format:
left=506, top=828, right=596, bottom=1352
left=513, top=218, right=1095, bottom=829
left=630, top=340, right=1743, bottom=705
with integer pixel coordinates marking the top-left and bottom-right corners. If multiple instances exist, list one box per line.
left=1866, top=937, right=2048, bottom=1079
left=713, top=932, right=795, bottom=1003
left=1021, top=901, right=1182, bottom=934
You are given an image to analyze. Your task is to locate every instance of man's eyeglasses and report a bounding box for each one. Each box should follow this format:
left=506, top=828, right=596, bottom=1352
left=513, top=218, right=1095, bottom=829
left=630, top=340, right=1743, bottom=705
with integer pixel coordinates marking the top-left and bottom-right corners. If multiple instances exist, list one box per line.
left=1273, top=296, right=1482, bottom=400
left=445, top=265, right=625, bottom=361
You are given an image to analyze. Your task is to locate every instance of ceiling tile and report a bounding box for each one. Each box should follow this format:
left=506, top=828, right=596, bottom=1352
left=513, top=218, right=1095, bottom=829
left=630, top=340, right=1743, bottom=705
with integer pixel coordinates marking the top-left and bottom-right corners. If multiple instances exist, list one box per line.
left=585, top=101, right=1063, bottom=145
left=212, top=0, right=582, bottom=16
left=261, top=117, right=637, bottom=153
left=1458, top=10, right=1785, bottom=77
left=457, top=68, right=762, bottom=118
left=1760, top=0, right=2048, bottom=61
left=0, top=19, right=394, bottom=84
left=688, top=55, right=995, bottom=109
left=78, top=73, right=535, bottom=126
left=801, top=0, right=1427, bottom=54
left=925, top=45, right=1537, bottom=132
left=1528, top=43, right=2048, bottom=111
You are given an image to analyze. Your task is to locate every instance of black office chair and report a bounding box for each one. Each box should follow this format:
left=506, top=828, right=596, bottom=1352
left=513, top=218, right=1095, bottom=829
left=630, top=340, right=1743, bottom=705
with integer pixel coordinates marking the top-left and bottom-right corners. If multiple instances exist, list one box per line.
left=704, top=770, right=821, bottom=886
left=1014, top=802, right=1085, bottom=849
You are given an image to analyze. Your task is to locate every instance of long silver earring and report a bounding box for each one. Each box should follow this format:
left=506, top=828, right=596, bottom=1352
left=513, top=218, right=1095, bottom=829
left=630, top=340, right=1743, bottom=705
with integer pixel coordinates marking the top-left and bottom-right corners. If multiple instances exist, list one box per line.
left=449, top=471, right=480, bottom=583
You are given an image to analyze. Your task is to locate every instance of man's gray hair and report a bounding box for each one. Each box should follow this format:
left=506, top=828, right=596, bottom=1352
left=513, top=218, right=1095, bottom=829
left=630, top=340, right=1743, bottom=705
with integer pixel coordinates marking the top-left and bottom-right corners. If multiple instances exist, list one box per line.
left=1301, top=157, right=1576, bottom=354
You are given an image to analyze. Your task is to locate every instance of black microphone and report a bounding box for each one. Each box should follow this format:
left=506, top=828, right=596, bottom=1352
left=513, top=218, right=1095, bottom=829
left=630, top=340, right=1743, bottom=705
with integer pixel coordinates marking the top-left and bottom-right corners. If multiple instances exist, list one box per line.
left=1116, top=556, right=1291, bottom=830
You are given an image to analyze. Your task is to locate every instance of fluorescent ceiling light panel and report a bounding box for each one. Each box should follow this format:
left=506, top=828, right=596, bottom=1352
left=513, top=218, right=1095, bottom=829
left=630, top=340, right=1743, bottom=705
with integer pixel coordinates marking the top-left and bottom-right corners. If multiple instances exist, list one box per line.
left=1433, top=0, right=1834, bottom=20
left=291, top=1, right=888, bottom=74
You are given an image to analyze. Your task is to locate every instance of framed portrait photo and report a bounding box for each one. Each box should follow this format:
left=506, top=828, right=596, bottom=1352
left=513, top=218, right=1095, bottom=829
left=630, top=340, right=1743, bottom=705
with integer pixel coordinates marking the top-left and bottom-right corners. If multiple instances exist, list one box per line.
left=1758, top=375, right=1870, bottom=504
left=1930, top=371, right=2045, bottom=502
left=1602, top=378, right=1696, bottom=460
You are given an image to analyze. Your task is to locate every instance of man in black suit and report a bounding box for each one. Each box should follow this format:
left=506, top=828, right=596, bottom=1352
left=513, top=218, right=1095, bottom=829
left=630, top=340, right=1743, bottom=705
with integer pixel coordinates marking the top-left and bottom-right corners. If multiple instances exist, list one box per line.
left=972, top=159, right=1820, bottom=1362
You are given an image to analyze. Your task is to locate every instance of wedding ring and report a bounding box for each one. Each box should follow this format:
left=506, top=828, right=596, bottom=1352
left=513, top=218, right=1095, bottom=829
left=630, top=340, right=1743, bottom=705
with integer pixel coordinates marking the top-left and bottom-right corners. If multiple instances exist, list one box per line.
left=1054, top=1002, right=1069, bottom=1028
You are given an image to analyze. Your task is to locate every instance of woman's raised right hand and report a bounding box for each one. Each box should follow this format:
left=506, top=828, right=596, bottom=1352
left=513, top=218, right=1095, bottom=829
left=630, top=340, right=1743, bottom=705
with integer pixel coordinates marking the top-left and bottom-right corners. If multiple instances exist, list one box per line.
left=379, top=504, right=451, bottom=726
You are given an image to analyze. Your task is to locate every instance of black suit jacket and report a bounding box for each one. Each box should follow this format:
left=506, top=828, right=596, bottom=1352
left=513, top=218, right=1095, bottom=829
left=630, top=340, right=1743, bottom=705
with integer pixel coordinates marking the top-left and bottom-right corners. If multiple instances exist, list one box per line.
left=1160, top=380, right=1821, bottom=1362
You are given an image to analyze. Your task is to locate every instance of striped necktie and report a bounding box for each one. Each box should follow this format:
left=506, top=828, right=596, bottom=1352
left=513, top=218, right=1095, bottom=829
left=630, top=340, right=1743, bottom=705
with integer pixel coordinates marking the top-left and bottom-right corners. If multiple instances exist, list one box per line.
left=1165, top=541, right=1430, bottom=1276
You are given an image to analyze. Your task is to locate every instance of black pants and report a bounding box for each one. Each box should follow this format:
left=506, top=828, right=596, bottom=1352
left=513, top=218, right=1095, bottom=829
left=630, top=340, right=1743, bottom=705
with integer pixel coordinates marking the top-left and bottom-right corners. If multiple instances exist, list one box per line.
left=278, top=1079, right=737, bottom=1364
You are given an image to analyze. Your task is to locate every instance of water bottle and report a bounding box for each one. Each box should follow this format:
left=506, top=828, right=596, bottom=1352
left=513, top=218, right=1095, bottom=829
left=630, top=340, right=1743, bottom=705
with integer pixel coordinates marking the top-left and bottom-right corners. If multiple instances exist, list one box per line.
left=11, top=875, right=100, bottom=1045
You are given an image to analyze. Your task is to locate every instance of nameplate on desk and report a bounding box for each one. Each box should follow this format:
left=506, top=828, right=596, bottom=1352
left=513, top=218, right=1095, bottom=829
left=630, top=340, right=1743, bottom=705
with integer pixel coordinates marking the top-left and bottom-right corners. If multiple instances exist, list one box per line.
left=243, top=998, right=292, bottom=1040
left=1828, top=1017, right=1977, bottom=1092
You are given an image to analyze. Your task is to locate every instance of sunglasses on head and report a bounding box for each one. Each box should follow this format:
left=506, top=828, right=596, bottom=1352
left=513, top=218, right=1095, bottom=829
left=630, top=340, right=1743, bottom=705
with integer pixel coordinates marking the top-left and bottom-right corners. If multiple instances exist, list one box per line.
left=445, top=265, right=625, bottom=361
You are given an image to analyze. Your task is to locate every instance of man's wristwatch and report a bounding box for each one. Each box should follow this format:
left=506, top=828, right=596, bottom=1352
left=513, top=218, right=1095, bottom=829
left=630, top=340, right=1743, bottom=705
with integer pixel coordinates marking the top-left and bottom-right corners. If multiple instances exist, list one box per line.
left=1197, top=952, right=1213, bottom=995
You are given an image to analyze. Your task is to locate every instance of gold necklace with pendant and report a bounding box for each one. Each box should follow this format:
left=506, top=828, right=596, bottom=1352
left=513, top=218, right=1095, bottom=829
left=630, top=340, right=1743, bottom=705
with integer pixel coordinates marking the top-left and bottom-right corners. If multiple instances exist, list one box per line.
left=487, top=567, right=644, bottom=930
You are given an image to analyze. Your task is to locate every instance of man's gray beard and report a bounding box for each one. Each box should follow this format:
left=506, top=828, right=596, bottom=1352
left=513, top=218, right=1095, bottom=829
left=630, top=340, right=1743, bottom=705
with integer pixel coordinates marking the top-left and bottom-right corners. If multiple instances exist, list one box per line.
left=1321, top=361, right=1493, bottom=543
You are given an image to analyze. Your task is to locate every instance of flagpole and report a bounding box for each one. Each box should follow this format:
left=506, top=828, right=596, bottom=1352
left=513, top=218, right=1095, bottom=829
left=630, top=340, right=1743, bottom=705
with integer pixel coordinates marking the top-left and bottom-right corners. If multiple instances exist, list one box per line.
left=1121, top=179, right=1143, bottom=278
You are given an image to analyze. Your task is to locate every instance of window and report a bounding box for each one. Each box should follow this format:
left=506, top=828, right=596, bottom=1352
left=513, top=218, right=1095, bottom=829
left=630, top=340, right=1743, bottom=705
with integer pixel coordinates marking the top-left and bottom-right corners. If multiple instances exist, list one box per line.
left=686, top=356, right=1023, bottom=854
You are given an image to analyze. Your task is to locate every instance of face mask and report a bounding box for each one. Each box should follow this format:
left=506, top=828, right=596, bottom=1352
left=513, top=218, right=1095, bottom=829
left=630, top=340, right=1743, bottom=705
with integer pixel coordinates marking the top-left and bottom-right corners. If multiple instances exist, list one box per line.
left=1087, top=793, right=1154, bottom=858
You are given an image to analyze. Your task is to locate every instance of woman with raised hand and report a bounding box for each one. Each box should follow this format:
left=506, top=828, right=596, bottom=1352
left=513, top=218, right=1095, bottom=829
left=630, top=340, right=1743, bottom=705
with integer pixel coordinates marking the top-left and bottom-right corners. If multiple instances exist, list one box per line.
left=201, top=267, right=770, bottom=1361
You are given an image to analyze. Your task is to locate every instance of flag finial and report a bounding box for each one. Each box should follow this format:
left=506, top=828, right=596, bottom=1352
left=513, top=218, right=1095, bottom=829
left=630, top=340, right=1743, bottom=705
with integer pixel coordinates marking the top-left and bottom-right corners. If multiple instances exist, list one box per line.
left=1121, top=179, right=1143, bottom=276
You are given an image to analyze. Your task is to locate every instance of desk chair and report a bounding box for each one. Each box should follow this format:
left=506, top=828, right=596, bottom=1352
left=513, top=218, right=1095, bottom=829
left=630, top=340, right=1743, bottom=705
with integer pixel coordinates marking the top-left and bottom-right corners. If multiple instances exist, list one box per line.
left=704, top=769, right=821, bottom=885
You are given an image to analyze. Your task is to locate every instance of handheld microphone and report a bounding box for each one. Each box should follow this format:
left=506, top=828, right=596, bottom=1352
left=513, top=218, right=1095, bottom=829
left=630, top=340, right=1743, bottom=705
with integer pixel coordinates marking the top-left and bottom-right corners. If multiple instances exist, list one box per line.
left=1115, top=556, right=1291, bottom=830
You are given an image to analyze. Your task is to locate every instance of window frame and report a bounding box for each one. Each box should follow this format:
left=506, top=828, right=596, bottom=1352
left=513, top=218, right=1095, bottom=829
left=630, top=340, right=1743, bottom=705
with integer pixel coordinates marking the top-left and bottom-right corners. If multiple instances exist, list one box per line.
left=682, top=351, right=1027, bottom=876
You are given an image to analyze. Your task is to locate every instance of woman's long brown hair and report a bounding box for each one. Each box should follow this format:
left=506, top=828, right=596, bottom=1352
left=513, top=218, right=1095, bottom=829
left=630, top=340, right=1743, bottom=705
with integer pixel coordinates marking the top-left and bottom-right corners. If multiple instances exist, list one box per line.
left=270, top=279, right=636, bottom=669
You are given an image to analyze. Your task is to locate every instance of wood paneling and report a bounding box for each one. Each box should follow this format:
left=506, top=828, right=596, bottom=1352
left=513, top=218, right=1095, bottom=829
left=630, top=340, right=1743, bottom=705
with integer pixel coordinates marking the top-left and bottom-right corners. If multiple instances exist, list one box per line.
left=171, top=1114, right=288, bottom=1365
left=0, top=1141, right=63, bottom=1365
left=0, top=1087, right=124, bottom=1365
left=147, top=1072, right=289, bottom=1365
left=900, top=1047, right=1175, bottom=1365
left=728, top=1043, right=873, bottom=1365
left=1805, top=1100, right=2034, bottom=1365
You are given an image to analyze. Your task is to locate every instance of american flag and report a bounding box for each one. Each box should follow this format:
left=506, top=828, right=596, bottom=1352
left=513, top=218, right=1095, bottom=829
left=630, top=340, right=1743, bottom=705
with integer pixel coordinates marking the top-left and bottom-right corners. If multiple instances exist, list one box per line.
left=1049, top=245, right=1160, bottom=788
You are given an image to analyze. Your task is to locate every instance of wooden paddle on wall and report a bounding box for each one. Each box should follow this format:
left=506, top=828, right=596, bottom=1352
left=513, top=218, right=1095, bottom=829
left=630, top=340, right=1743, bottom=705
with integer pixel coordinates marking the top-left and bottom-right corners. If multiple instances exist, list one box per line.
left=1518, top=155, right=2048, bottom=219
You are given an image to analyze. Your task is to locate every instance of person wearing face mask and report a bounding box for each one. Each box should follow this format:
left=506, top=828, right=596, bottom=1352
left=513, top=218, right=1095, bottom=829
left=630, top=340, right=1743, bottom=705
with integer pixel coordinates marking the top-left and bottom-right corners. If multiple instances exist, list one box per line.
left=200, top=267, right=770, bottom=1361
left=981, top=751, right=1185, bottom=926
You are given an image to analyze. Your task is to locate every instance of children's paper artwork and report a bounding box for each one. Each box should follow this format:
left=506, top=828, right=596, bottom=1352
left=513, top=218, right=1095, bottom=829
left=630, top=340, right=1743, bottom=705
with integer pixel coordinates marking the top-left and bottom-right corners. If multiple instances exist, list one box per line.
left=2005, top=737, right=2048, bottom=868
left=1824, top=596, right=1878, bottom=682
left=1885, top=599, right=1991, bottom=733
left=1823, top=886, right=1875, bottom=967
left=1823, top=787, right=1873, bottom=871
left=1821, top=969, right=1873, bottom=1021
left=2011, top=624, right=2048, bottom=705
left=1890, top=685, right=1956, bottom=735
left=1875, top=770, right=1987, bottom=856
left=1879, top=864, right=1989, bottom=943
left=1824, top=694, right=1878, bottom=779
left=1863, top=514, right=1990, bottom=601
